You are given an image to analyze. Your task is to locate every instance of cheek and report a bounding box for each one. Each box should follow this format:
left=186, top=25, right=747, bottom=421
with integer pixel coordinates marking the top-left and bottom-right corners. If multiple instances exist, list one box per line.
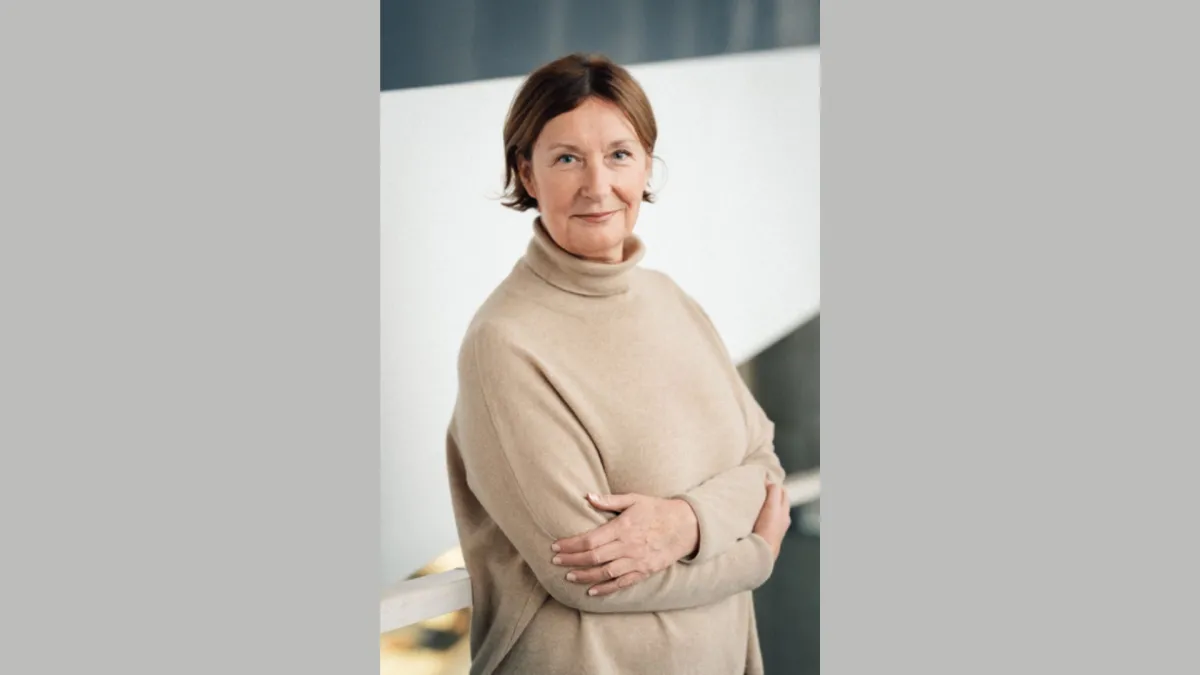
left=619, top=176, right=648, bottom=210
left=537, top=173, right=577, bottom=210
left=615, top=170, right=648, bottom=207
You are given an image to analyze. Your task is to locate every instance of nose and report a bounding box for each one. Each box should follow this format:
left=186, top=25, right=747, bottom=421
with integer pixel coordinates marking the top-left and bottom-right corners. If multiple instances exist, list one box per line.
left=580, top=162, right=613, bottom=201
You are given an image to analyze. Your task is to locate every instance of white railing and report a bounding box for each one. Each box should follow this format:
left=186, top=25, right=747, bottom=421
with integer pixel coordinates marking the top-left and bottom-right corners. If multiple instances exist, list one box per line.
left=381, top=469, right=820, bottom=635
left=781, top=470, right=821, bottom=507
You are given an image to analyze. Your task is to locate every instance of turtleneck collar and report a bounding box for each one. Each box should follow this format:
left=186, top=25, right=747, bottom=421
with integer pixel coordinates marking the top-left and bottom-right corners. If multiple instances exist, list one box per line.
left=522, top=217, right=645, bottom=297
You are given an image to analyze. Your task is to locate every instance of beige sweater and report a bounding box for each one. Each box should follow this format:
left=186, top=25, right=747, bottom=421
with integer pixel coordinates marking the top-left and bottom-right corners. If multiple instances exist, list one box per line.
left=446, top=219, right=785, bottom=675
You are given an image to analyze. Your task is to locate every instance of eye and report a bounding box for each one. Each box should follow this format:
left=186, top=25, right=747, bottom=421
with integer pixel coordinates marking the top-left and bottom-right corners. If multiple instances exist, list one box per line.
left=612, top=149, right=633, bottom=161
left=556, top=154, right=577, bottom=165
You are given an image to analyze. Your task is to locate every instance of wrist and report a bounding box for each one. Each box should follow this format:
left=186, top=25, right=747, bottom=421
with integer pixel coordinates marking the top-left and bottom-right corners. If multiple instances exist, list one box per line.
left=672, top=498, right=700, bottom=559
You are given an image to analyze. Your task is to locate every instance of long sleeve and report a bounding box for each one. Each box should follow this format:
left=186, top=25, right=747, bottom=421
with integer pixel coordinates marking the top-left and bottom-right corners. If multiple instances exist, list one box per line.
left=454, top=322, right=774, bottom=614
left=673, top=292, right=787, bottom=564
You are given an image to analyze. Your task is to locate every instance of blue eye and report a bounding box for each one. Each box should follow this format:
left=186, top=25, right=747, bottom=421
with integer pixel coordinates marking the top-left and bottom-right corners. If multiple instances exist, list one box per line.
left=613, top=149, right=632, bottom=160
left=556, top=154, right=577, bottom=164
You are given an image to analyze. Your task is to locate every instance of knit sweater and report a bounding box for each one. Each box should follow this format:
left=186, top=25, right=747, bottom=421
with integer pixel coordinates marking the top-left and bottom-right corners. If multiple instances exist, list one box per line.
left=445, top=219, right=786, bottom=675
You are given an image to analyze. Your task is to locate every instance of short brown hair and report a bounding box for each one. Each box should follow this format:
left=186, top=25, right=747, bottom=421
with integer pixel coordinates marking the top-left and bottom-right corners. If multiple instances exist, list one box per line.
left=501, top=53, right=658, bottom=212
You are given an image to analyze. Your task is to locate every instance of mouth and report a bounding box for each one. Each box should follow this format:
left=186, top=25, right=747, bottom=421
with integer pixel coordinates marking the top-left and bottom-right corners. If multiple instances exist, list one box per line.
left=573, top=210, right=619, bottom=224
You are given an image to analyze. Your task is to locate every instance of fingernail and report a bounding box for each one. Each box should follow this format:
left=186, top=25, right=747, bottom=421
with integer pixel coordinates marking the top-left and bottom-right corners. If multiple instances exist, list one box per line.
left=566, top=572, right=576, bottom=581
left=588, top=588, right=598, bottom=596
left=551, top=543, right=560, bottom=552
left=588, top=493, right=599, bottom=502
left=553, top=556, right=562, bottom=565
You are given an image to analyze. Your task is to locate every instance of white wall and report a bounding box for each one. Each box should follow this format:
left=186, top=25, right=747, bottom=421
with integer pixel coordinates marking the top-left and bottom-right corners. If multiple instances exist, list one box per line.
left=381, top=46, right=820, bottom=587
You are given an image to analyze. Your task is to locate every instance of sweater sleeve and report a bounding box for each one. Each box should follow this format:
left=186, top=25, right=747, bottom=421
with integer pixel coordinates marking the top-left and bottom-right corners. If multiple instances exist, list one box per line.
left=671, top=293, right=788, bottom=565
left=453, top=323, right=775, bottom=614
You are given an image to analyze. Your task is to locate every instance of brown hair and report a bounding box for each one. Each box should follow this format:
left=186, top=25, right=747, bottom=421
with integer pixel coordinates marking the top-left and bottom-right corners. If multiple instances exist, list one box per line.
left=501, top=53, right=658, bottom=212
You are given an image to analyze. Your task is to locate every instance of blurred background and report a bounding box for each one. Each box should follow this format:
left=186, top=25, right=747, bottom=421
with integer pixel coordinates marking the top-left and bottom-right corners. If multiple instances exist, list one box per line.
left=381, top=1, right=819, bottom=672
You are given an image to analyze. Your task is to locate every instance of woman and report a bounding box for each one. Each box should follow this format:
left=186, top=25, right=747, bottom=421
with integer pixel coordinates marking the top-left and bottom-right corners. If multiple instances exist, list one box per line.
left=445, top=53, right=792, bottom=675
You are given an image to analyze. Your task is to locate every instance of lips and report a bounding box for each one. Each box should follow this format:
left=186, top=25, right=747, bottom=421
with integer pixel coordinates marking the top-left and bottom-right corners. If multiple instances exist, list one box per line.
left=574, top=210, right=618, bottom=223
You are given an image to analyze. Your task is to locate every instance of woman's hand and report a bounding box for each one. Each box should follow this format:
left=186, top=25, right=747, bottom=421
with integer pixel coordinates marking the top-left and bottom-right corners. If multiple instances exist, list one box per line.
left=550, top=492, right=700, bottom=597
left=753, top=479, right=791, bottom=560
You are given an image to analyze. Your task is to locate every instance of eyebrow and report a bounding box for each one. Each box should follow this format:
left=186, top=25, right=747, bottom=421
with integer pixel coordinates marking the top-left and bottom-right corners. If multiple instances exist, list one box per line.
left=547, top=139, right=638, bottom=153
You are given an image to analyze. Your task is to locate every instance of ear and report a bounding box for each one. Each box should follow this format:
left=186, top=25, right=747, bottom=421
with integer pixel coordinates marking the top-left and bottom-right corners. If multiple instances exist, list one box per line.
left=518, top=157, right=537, bottom=200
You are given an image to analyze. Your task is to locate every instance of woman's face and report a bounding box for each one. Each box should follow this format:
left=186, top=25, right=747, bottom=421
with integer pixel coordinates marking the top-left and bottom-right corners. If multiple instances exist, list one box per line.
left=520, top=97, right=652, bottom=263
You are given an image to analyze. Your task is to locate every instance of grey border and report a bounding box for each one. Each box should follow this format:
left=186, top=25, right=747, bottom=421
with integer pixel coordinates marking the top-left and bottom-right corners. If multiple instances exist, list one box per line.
left=826, top=1, right=1200, bottom=672
left=6, top=0, right=1200, bottom=670
left=1, top=1, right=379, bottom=672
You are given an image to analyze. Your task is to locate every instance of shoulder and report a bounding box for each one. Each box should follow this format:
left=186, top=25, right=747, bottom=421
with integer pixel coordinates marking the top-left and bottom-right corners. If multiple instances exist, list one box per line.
left=459, top=314, right=523, bottom=374
left=633, top=266, right=689, bottom=302
left=634, top=267, right=710, bottom=321
left=459, top=266, right=548, bottom=351
left=633, top=268, right=729, bottom=357
left=458, top=285, right=554, bottom=388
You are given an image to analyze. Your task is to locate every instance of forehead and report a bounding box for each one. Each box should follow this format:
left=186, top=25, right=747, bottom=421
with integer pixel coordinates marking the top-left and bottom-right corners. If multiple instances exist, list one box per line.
left=535, top=97, right=639, bottom=149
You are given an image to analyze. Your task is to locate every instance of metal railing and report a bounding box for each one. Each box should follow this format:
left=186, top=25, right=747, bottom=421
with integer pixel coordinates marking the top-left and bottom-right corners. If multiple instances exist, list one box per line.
left=381, top=469, right=820, bottom=634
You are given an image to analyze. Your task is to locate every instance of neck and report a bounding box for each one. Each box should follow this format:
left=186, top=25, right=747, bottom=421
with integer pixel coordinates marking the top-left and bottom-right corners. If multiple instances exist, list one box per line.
left=522, top=218, right=645, bottom=297
left=578, top=242, right=627, bottom=265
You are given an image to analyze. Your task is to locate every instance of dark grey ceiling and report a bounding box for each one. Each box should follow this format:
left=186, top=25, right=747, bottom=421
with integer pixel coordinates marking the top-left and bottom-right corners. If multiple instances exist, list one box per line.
left=381, top=0, right=820, bottom=91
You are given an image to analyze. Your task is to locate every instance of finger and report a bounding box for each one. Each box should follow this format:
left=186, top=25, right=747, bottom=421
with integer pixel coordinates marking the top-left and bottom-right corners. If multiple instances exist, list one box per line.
left=565, top=557, right=638, bottom=585
left=552, top=540, right=626, bottom=568
left=587, top=571, right=648, bottom=597
left=587, top=492, right=639, bottom=512
left=553, top=518, right=622, bottom=554
left=764, top=483, right=778, bottom=504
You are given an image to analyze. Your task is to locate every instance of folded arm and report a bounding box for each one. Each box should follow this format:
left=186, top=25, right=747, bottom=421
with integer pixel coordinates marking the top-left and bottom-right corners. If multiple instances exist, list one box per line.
left=673, top=292, right=788, bottom=565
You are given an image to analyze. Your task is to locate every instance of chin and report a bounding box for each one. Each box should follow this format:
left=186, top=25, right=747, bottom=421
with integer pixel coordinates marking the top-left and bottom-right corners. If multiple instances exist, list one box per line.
left=572, top=218, right=628, bottom=255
